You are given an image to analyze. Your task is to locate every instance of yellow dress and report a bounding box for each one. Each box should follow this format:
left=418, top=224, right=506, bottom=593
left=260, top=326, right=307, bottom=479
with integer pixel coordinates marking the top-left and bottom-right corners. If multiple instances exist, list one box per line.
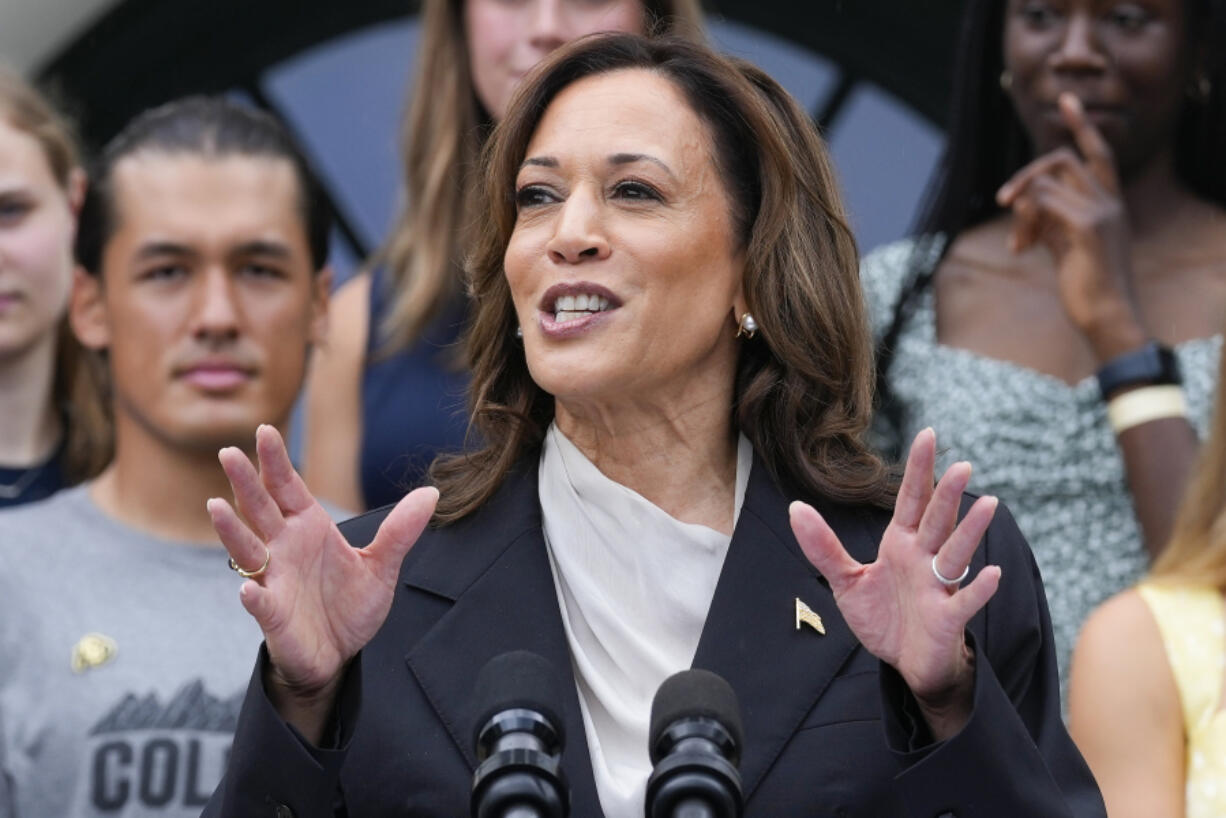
left=1138, top=582, right=1226, bottom=817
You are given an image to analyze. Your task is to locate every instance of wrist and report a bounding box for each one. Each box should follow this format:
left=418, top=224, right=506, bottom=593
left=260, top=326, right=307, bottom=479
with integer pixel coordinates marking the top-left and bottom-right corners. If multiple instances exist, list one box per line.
left=265, top=664, right=346, bottom=745
left=267, top=662, right=344, bottom=706
left=911, top=646, right=975, bottom=742
left=1082, top=307, right=1147, bottom=364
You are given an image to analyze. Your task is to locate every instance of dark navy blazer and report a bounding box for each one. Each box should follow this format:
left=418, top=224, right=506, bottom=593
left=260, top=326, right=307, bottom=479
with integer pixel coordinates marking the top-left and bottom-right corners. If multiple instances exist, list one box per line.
left=206, top=454, right=1106, bottom=817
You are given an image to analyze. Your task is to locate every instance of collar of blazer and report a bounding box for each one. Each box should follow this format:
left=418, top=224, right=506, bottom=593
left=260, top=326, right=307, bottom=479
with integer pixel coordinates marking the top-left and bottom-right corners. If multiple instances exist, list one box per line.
left=338, top=449, right=889, bottom=812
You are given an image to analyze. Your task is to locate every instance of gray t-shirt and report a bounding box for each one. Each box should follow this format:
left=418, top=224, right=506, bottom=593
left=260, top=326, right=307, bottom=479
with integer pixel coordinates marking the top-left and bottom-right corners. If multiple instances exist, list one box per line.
left=0, top=486, right=264, bottom=817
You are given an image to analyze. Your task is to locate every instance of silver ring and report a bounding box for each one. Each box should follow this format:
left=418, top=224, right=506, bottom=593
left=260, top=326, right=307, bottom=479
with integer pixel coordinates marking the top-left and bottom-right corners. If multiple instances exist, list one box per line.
left=931, top=554, right=969, bottom=587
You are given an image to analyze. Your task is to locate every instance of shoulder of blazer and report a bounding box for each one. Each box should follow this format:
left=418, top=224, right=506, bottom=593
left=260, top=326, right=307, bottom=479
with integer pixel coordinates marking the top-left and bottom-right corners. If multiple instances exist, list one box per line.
left=336, top=460, right=543, bottom=602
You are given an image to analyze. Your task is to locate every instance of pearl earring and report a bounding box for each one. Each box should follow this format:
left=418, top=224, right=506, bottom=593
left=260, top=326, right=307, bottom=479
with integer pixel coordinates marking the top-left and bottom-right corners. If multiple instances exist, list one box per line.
left=515, top=326, right=523, bottom=339
left=999, top=69, right=1013, bottom=92
left=736, top=313, right=758, bottom=340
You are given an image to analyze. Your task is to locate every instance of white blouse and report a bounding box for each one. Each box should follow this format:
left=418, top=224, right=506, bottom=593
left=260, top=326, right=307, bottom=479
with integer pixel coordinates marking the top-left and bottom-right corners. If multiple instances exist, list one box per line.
left=538, top=422, right=752, bottom=818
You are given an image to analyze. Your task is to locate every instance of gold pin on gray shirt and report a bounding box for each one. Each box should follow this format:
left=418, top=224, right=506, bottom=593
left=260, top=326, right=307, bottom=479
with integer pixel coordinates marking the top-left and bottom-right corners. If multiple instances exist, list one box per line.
left=71, top=633, right=118, bottom=673
left=795, top=598, right=825, bottom=635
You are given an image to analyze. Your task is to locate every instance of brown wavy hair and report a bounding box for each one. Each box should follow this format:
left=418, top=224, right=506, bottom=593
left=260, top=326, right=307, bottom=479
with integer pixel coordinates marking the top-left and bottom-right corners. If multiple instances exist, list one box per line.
left=0, top=69, right=110, bottom=482
left=430, top=33, right=897, bottom=522
left=1151, top=347, right=1226, bottom=587
left=372, top=0, right=705, bottom=355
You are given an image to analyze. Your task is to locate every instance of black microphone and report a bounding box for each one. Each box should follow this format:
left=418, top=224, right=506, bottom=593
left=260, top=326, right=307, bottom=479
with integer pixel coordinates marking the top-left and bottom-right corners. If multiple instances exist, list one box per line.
left=471, top=651, right=570, bottom=818
left=645, top=669, right=744, bottom=818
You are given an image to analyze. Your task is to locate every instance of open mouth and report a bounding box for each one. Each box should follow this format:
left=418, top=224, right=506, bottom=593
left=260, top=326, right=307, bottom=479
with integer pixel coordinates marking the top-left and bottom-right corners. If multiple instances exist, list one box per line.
left=540, top=283, right=621, bottom=326
left=551, top=292, right=613, bottom=323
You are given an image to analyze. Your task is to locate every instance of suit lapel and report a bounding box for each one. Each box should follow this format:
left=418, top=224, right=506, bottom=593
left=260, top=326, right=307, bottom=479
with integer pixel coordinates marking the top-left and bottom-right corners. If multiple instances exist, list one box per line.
left=692, top=455, right=880, bottom=799
left=396, top=465, right=603, bottom=815
left=369, top=454, right=883, bottom=814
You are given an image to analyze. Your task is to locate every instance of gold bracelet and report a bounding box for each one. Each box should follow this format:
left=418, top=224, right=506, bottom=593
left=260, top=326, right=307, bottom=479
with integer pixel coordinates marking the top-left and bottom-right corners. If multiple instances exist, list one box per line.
left=1106, top=385, right=1188, bottom=435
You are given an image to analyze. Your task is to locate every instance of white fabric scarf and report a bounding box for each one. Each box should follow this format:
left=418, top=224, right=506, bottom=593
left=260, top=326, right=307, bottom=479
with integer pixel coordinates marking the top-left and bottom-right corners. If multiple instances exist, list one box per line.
left=538, top=422, right=752, bottom=818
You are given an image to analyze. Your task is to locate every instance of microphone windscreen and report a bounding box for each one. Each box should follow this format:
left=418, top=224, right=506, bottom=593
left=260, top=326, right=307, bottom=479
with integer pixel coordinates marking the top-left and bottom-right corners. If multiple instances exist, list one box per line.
left=472, top=650, right=566, bottom=749
left=649, top=668, right=743, bottom=762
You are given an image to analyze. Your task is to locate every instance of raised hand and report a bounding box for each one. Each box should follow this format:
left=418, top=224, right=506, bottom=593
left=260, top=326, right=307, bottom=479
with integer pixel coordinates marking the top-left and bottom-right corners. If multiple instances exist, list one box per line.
left=789, top=429, right=1001, bottom=739
left=996, top=92, right=1145, bottom=359
left=207, top=425, right=437, bottom=738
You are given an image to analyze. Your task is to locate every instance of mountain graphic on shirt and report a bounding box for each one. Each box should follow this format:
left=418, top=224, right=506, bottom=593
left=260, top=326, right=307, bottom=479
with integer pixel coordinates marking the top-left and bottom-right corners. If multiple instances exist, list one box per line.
left=89, top=678, right=244, bottom=735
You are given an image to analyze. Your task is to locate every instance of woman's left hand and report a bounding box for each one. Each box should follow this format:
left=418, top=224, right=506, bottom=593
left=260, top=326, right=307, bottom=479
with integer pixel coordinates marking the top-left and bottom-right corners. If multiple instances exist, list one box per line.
left=789, top=428, right=1001, bottom=740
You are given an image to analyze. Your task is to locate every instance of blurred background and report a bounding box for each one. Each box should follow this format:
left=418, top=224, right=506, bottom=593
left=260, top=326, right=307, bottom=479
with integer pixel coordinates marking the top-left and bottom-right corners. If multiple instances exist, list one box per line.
left=1, top=0, right=962, bottom=281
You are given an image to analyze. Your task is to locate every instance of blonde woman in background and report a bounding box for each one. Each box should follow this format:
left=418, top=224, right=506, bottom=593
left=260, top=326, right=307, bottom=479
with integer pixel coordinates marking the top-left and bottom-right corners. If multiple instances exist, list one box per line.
left=1071, top=346, right=1226, bottom=818
left=0, top=70, right=107, bottom=508
left=305, top=0, right=705, bottom=512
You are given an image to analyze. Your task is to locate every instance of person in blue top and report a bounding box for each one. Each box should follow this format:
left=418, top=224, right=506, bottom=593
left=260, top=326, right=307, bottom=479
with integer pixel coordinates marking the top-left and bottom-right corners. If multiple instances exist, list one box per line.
left=302, top=0, right=705, bottom=512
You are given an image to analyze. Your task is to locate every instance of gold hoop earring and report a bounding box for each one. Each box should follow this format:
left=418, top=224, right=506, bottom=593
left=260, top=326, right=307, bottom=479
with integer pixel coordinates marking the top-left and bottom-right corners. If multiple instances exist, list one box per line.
left=735, top=313, right=758, bottom=340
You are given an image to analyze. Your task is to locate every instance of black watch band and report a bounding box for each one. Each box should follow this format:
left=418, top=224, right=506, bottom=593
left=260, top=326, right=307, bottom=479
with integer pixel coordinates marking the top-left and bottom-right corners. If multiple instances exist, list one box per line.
left=1096, top=341, right=1181, bottom=399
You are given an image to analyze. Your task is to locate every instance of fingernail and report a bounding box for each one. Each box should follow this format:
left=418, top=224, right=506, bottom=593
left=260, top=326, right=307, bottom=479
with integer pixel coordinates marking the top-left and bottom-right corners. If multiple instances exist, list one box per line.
left=205, top=497, right=219, bottom=513
left=788, top=500, right=816, bottom=519
left=1060, top=92, right=1082, bottom=113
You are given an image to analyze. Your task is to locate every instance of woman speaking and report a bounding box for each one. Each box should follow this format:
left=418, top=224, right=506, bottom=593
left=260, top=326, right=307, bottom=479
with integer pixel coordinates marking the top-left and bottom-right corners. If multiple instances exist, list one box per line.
left=204, top=34, right=1104, bottom=817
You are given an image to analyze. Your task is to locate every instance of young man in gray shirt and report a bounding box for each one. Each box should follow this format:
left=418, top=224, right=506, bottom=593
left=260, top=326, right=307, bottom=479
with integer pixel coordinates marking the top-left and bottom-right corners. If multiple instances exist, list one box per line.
left=0, top=97, right=332, bottom=817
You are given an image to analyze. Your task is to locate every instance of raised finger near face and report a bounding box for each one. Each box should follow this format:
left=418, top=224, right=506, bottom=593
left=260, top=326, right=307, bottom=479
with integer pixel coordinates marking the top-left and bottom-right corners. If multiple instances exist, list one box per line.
left=1058, top=93, right=1118, bottom=194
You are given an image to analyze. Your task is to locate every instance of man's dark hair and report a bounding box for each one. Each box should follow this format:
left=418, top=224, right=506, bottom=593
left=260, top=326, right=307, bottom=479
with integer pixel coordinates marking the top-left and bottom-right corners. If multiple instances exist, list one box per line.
left=75, top=96, right=332, bottom=274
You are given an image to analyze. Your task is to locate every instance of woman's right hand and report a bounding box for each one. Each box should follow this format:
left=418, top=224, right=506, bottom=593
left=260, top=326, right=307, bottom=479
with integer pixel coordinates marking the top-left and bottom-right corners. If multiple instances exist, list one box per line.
left=207, top=424, right=438, bottom=739
left=996, top=92, right=1146, bottom=361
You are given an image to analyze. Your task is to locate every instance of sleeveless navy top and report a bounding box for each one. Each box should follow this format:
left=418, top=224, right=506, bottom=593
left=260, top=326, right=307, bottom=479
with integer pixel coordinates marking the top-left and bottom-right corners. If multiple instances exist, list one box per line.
left=360, top=269, right=471, bottom=509
left=0, top=445, right=66, bottom=509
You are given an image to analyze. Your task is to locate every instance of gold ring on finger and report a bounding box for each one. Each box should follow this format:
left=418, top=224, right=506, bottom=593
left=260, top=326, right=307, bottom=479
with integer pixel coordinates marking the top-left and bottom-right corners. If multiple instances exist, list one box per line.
left=228, top=544, right=271, bottom=579
left=931, top=554, right=969, bottom=588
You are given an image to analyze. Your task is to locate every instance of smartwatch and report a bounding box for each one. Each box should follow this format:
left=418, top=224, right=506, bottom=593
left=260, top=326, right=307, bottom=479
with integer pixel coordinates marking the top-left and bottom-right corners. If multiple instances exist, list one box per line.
left=1095, top=341, right=1181, bottom=400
